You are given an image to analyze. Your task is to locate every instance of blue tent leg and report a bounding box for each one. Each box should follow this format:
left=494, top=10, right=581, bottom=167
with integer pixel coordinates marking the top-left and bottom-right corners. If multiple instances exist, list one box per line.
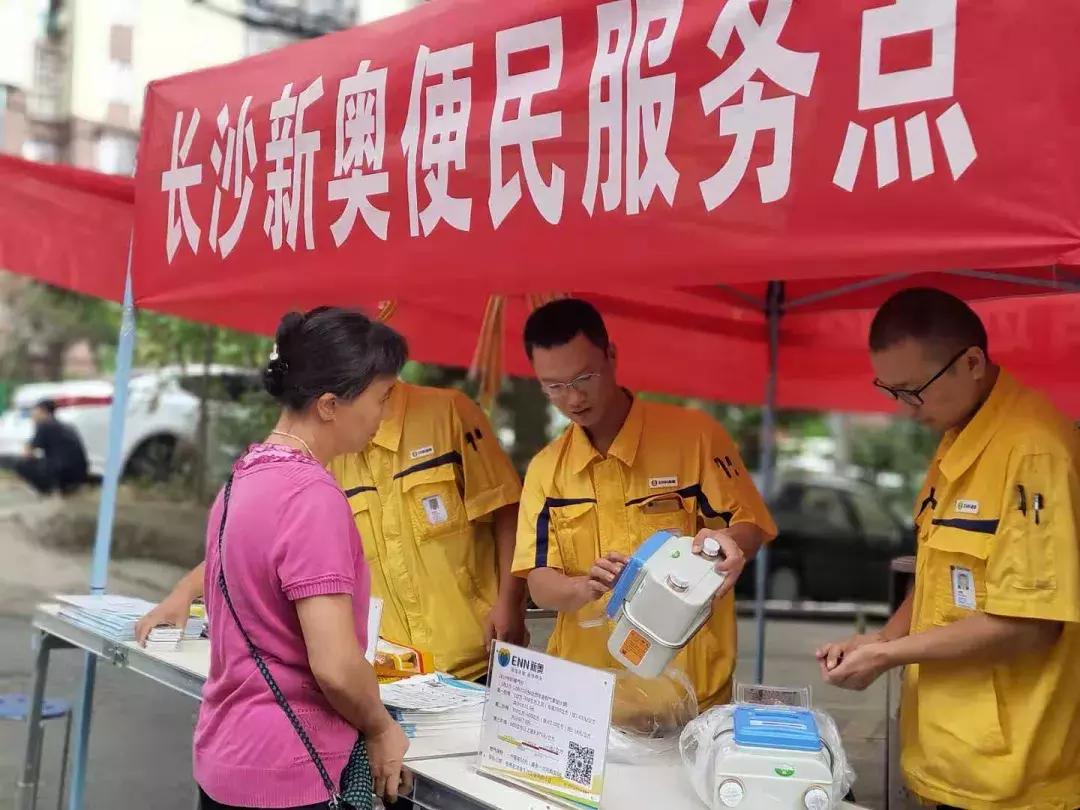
left=67, top=258, right=137, bottom=810
left=754, top=281, right=783, bottom=684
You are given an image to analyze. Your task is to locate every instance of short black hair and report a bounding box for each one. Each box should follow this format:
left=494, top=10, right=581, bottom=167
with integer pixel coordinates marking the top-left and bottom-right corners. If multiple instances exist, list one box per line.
left=34, top=399, right=57, bottom=416
left=523, top=298, right=610, bottom=359
left=869, top=288, right=988, bottom=360
left=264, top=306, right=408, bottom=411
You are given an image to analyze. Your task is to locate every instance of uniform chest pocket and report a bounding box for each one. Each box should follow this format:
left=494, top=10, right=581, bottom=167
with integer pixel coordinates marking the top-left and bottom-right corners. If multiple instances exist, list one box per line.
left=633, top=493, right=695, bottom=540
left=347, top=490, right=380, bottom=561
left=402, top=465, right=467, bottom=542
left=551, top=500, right=599, bottom=575
left=923, top=525, right=993, bottom=625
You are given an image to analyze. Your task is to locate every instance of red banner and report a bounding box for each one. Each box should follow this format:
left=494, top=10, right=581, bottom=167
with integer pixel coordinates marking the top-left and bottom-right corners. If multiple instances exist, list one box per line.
left=134, top=0, right=1080, bottom=320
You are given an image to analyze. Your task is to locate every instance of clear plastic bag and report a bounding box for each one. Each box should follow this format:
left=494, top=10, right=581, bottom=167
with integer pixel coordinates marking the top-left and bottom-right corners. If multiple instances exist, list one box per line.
left=606, top=667, right=699, bottom=763
left=679, top=703, right=855, bottom=808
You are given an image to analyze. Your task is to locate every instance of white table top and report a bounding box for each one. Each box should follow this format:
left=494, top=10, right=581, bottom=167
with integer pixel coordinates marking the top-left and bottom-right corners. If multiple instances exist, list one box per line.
left=33, top=604, right=871, bottom=810
left=33, top=603, right=475, bottom=762
left=407, top=752, right=871, bottom=810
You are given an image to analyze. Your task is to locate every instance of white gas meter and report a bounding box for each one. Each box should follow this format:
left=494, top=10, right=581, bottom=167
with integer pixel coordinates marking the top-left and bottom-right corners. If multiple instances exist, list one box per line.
left=605, top=531, right=727, bottom=678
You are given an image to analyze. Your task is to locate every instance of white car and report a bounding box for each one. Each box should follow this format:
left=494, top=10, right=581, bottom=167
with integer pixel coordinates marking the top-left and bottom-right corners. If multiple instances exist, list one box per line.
left=0, top=365, right=262, bottom=480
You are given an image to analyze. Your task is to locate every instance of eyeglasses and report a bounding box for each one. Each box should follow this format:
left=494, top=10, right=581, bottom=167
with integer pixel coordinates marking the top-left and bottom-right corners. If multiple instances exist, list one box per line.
left=873, top=346, right=970, bottom=407
left=542, top=372, right=601, bottom=399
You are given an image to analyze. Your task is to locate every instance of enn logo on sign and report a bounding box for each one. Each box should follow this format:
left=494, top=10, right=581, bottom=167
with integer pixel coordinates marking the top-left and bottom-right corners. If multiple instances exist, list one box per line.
left=511, top=655, right=544, bottom=675
left=649, top=477, right=678, bottom=489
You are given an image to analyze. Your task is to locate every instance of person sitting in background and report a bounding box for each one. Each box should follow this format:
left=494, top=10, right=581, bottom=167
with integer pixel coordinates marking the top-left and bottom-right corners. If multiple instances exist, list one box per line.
left=14, top=399, right=89, bottom=496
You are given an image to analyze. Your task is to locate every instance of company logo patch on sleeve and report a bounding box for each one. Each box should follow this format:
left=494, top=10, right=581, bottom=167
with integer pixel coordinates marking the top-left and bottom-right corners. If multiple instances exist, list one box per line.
left=410, top=445, right=435, bottom=460
left=649, top=476, right=678, bottom=489
left=954, top=499, right=980, bottom=515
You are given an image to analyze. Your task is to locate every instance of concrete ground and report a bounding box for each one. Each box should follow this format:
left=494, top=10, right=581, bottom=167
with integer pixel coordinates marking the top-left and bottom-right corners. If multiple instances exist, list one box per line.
left=0, top=480, right=888, bottom=809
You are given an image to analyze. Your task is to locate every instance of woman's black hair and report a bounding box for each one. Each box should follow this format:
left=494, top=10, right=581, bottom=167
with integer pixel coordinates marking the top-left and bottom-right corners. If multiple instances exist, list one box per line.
left=263, top=307, right=408, bottom=411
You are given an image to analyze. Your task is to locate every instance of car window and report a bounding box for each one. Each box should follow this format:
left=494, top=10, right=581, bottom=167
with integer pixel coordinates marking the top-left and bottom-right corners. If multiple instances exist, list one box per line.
left=800, top=486, right=857, bottom=536
left=178, top=373, right=260, bottom=403
left=771, top=484, right=805, bottom=528
left=849, top=493, right=900, bottom=543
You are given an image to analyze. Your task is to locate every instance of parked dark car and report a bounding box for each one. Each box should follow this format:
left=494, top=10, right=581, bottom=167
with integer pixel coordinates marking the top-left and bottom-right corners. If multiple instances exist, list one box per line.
left=735, top=474, right=916, bottom=604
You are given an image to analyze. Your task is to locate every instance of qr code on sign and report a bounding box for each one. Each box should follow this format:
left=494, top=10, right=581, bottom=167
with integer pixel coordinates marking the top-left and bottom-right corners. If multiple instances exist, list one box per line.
left=565, top=741, right=595, bottom=788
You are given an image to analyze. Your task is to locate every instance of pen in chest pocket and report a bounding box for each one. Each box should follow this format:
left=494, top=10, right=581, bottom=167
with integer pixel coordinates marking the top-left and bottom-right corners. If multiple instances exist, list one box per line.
left=1016, top=484, right=1027, bottom=516
left=1033, top=493, right=1043, bottom=525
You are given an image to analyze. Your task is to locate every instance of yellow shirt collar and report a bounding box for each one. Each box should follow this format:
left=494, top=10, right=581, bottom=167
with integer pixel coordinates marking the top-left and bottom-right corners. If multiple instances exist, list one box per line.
left=371, top=380, right=408, bottom=452
left=939, top=368, right=1019, bottom=481
left=568, top=392, right=644, bottom=473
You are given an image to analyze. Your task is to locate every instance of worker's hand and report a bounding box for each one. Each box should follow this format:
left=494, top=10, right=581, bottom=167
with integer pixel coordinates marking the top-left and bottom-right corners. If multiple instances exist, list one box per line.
left=691, top=529, right=745, bottom=601
left=367, top=714, right=412, bottom=804
left=815, top=631, right=884, bottom=672
left=821, top=641, right=892, bottom=691
left=486, top=594, right=530, bottom=651
left=587, top=552, right=628, bottom=596
left=134, top=592, right=193, bottom=646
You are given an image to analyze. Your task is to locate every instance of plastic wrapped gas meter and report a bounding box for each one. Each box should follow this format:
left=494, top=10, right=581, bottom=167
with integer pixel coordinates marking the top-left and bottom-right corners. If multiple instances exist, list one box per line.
left=679, top=683, right=855, bottom=809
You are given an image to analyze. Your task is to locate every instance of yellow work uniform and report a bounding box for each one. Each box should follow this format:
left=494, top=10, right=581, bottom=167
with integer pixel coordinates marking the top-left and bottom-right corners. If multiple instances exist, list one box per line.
left=901, top=371, right=1080, bottom=809
left=329, top=383, right=522, bottom=681
left=513, top=396, right=777, bottom=709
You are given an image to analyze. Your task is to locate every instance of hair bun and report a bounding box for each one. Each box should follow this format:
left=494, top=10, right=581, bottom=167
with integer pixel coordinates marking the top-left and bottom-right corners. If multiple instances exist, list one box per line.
left=275, top=311, right=306, bottom=346
left=263, top=355, right=288, bottom=398
left=265, top=311, right=306, bottom=399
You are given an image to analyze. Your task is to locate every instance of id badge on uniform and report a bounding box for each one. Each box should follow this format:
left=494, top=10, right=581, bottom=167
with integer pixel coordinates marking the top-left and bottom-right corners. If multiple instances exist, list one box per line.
left=951, top=565, right=976, bottom=610
left=422, top=494, right=448, bottom=526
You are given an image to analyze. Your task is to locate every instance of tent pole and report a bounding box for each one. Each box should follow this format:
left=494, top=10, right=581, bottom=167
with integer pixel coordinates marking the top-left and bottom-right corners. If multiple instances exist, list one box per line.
left=784, top=272, right=912, bottom=311
left=754, top=280, right=783, bottom=684
left=68, top=246, right=137, bottom=810
left=945, top=268, right=1080, bottom=292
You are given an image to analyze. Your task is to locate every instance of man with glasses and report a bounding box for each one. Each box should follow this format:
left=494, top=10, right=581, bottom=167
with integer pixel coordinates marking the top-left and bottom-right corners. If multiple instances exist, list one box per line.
left=511, top=298, right=776, bottom=709
left=818, top=288, right=1080, bottom=810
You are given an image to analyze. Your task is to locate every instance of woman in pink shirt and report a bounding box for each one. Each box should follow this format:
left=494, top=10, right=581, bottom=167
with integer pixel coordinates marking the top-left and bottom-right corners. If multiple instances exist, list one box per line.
left=195, top=307, right=410, bottom=810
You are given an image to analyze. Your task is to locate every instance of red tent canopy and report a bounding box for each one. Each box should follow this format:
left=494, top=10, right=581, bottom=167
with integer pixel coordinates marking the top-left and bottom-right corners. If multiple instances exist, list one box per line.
left=0, top=155, right=132, bottom=300
left=3, top=0, right=1080, bottom=413
left=2, top=148, right=1077, bottom=414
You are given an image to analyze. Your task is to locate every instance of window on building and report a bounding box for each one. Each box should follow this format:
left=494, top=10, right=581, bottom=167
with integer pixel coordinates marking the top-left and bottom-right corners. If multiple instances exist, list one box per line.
left=107, top=61, right=135, bottom=106
left=23, top=139, right=61, bottom=163
left=96, top=133, right=137, bottom=175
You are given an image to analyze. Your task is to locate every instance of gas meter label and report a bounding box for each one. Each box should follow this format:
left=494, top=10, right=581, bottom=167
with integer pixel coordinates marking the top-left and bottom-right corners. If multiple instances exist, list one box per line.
left=618, top=629, right=651, bottom=666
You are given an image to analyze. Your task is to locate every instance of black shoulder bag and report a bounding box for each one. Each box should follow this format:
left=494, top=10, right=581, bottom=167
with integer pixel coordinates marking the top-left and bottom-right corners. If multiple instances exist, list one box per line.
left=214, top=475, right=374, bottom=810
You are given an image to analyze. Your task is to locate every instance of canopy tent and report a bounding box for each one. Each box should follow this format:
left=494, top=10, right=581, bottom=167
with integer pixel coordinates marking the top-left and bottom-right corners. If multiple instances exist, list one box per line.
left=2, top=153, right=1079, bottom=414
left=1, top=2, right=1079, bottom=806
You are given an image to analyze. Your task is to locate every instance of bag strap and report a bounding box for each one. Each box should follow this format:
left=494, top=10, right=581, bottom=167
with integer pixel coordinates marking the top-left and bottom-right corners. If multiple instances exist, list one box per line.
left=215, top=475, right=341, bottom=808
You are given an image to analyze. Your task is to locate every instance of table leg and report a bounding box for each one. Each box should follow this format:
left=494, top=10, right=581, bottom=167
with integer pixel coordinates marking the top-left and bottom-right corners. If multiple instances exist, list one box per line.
left=67, top=653, right=98, bottom=810
left=16, top=631, right=57, bottom=810
left=57, top=711, right=72, bottom=810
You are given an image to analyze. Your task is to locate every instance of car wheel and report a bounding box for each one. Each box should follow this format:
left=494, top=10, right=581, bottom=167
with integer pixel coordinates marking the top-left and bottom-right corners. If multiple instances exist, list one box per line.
left=768, top=566, right=801, bottom=602
left=124, top=436, right=178, bottom=483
